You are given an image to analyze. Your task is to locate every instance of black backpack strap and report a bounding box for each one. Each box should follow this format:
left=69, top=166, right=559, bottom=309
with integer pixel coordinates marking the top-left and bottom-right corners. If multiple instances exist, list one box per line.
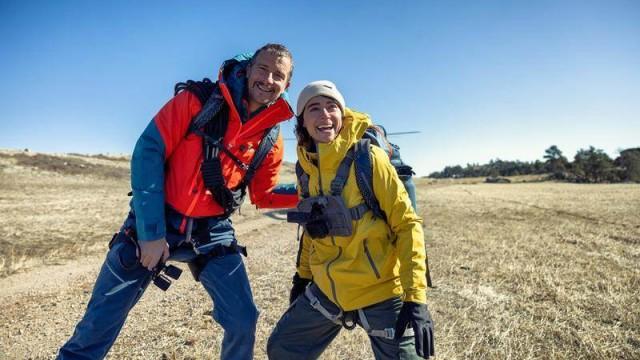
left=173, top=78, right=224, bottom=134
left=355, top=139, right=433, bottom=287
left=296, top=161, right=310, bottom=198
left=189, top=92, right=226, bottom=134
left=348, top=203, right=371, bottom=221
left=330, top=145, right=356, bottom=196
left=198, top=107, right=232, bottom=214
left=353, top=139, right=386, bottom=220
left=239, top=125, right=280, bottom=188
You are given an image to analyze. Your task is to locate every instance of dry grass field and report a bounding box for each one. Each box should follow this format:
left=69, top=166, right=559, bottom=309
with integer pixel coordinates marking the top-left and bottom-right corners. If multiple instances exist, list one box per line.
left=0, top=149, right=639, bottom=359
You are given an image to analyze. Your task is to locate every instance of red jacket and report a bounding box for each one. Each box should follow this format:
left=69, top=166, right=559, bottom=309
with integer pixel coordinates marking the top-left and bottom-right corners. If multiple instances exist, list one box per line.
left=131, top=60, right=297, bottom=240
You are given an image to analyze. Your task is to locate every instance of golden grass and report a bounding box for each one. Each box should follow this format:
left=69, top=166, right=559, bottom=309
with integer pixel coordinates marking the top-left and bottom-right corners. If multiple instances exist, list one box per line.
left=0, top=151, right=638, bottom=359
left=0, top=153, right=130, bottom=278
left=418, top=182, right=639, bottom=359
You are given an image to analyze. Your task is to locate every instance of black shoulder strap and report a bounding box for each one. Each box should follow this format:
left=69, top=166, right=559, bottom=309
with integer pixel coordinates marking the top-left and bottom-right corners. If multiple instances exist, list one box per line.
left=173, top=78, right=228, bottom=136
left=240, top=125, right=280, bottom=188
left=330, top=145, right=357, bottom=196
left=353, top=139, right=386, bottom=220
left=296, top=161, right=310, bottom=198
left=177, top=80, right=244, bottom=170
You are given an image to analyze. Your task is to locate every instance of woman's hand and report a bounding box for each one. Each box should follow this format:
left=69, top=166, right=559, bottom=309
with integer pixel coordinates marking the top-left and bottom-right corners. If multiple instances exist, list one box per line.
left=395, top=302, right=435, bottom=359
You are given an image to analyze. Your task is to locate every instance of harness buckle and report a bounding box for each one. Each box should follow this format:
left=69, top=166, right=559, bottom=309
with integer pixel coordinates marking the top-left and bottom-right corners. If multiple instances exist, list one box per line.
left=341, top=311, right=357, bottom=330
left=308, top=296, right=320, bottom=308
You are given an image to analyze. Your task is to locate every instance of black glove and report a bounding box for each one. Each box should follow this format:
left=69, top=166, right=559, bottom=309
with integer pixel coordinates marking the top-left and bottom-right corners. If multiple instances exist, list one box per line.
left=395, top=302, right=435, bottom=359
left=289, top=273, right=311, bottom=304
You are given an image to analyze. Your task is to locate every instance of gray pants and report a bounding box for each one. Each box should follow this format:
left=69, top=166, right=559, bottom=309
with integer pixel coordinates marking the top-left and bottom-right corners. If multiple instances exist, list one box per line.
left=267, top=284, right=420, bottom=360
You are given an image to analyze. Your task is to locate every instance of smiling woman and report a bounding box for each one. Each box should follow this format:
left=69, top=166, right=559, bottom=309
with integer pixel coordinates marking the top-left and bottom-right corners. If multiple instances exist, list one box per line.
left=267, top=80, right=435, bottom=359
left=302, top=95, right=343, bottom=144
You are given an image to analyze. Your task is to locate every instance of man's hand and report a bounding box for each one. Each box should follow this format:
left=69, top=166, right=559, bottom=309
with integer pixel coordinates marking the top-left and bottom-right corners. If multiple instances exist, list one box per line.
left=138, top=238, right=170, bottom=271
left=395, top=302, right=435, bottom=359
left=289, top=273, right=311, bottom=304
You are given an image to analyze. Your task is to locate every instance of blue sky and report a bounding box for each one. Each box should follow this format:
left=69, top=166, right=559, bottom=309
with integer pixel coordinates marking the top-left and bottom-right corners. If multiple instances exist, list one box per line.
left=1, top=1, right=638, bottom=175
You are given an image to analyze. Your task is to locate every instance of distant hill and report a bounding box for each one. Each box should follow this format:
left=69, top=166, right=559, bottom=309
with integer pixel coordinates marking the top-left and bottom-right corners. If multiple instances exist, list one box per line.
left=0, top=148, right=297, bottom=182
left=0, top=149, right=130, bottom=179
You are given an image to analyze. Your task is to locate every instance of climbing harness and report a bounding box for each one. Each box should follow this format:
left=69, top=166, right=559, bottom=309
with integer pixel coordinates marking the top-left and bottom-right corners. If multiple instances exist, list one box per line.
left=303, top=287, right=414, bottom=339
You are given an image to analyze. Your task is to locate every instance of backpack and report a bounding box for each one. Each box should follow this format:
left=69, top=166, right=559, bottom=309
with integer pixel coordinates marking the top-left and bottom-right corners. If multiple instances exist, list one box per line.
left=362, top=125, right=417, bottom=210
left=174, top=78, right=280, bottom=216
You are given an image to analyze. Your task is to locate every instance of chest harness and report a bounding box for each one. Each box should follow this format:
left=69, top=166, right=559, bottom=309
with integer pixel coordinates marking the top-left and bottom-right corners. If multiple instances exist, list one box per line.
left=174, top=79, right=280, bottom=217
left=172, top=79, right=279, bottom=280
left=289, top=136, right=433, bottom=287
left=286, top=139, right=385, bottom=238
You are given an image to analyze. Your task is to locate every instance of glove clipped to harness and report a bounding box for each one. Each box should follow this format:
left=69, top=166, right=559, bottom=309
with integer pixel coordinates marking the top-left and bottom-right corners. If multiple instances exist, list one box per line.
left=289, top=273, right=311, bottom=304
left=395, top=302, right=435, bottom=359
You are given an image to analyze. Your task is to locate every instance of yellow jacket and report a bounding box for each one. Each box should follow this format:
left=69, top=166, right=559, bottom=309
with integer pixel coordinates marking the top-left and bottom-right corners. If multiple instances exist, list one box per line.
left=296, top=108, right=427, bottom=311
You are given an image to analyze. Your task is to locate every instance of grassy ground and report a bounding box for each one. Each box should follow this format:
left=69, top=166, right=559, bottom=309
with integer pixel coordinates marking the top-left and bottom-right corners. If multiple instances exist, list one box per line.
left=416, top=179, right=640, bottom=359
left=0, top=151, right=131, bottom=277
left=0, top=150, right=638, bottom=359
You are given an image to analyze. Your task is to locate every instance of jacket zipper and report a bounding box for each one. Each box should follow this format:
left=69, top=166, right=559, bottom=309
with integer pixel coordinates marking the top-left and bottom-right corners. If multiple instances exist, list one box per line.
left=317, top=146, right=324, bottom=196
left=317, top=147, right=341, bottom=308
left=363, top=239, right=381, bottom=279
left=326, top=244, right=342, bottom=307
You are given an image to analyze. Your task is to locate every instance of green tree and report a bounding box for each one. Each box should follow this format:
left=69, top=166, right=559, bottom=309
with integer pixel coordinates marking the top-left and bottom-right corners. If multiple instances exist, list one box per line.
left=543, top=145, right=569, bottom=178
left=572, top=146, right=615, bottom=183
left=615, top=148, right=640, bottom=182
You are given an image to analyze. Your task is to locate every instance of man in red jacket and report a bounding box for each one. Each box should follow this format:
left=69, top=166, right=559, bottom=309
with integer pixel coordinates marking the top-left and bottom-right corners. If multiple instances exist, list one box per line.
left=58, top=43, right=298, bottom=360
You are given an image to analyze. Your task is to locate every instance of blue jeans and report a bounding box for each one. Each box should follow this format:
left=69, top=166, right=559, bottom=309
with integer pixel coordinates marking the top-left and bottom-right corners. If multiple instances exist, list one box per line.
left=58, top=217, right=258, bottom=360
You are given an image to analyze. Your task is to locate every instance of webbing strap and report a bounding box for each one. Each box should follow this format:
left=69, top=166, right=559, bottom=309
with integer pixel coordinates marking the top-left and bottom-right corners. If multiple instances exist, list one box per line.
left=349, top=203, right=370, bottom=220
left=193, top=127, right=249, bottom=171
left=303, top=287, right=414, bottom=338
left=330, top=146, right=356, bottom=196
left=187, top=85, right=226, bottom=134
left=295, top=147, right=371, bottom=221
left=296, top=162, right=310, bottom=198
left=304, top=287, right=342, bottom=325
left=353, top=139, right=386, bottom=220
left=356, top=309, right=414, bottom=340
left=240, top=125, right=280, bottom=188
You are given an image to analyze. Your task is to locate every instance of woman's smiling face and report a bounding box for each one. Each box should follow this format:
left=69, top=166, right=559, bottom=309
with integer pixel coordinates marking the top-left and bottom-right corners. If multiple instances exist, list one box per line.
left=302, top=96, right=343, bottom=144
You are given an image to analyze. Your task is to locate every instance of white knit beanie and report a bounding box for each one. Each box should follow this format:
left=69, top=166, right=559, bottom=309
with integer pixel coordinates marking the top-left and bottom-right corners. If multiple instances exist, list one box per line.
left=296, top=80, right=345, bottom=116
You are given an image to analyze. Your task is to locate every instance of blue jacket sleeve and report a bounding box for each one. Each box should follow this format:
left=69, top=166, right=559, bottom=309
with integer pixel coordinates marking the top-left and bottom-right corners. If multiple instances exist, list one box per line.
left=131, top=120, right=167, bottom=241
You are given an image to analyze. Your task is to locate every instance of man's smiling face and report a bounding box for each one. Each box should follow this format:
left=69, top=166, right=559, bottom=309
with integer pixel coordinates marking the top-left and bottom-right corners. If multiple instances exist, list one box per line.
left=245, top=51, right=291, bottom=113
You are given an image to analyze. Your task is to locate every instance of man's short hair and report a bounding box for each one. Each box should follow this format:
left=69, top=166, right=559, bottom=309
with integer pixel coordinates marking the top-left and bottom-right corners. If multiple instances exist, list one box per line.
left=250, top=43, right=294, bottom=81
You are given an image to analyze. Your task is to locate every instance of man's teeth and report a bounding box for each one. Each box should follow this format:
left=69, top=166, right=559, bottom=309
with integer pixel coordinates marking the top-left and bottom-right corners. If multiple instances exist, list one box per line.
left=256, top=83, right=272, bottom=92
